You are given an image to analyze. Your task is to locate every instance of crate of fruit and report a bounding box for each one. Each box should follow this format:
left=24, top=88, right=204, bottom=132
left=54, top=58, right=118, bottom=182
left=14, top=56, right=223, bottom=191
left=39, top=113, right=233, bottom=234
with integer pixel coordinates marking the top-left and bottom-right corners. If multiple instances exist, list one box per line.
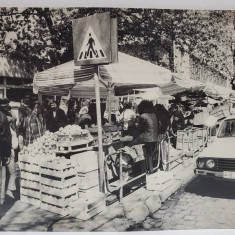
left=56, top=125, right=90, bottom=143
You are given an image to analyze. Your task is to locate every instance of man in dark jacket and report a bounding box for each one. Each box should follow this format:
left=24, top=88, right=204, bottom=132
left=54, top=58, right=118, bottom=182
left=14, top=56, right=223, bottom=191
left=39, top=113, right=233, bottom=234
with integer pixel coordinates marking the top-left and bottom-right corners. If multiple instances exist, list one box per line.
left=0, top=98, right=12, bottom=166
left=46, top=100, right=67, bottom=132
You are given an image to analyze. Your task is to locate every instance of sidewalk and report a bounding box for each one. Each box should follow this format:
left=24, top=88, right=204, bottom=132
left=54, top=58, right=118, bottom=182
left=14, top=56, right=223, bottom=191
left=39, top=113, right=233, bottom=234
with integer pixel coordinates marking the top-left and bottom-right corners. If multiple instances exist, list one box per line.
left=0, top=156, right=197, bottom=232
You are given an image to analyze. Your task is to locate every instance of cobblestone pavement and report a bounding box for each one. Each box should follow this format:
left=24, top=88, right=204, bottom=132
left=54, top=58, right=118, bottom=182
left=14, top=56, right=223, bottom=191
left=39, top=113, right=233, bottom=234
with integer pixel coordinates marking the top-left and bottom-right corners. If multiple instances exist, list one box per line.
left=132, top=176, right=235, bottom=231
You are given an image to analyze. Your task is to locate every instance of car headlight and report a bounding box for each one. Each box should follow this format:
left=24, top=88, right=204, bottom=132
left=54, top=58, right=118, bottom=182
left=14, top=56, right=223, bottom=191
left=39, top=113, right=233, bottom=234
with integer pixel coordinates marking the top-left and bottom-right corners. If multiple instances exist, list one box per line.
left=206, top=159, right=215, bottom=169
left=197, top=158, right=205, bottom=168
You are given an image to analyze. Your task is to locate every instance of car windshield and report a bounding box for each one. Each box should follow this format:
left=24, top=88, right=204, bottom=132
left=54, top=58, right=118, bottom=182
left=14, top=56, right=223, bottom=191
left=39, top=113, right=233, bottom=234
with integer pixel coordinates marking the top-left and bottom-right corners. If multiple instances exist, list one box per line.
left=217, top=119, right=235, bottom=137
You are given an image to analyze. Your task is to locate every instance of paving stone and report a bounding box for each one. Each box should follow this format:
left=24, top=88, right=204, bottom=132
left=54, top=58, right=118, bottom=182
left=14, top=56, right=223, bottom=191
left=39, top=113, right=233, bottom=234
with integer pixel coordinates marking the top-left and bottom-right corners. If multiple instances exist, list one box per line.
left=144, top=217, right=154, bottom=224
left=145, top=194, right=161, bottom=214
left=151, top=221, right=163, bottom=229
left=172, top=213, right=184, bottom=221
left=194, top=222, right=211, bottom=229
left=159, top=180, right=181, bottom=203
left=100, top=203, right=125, bottom=219
left=184, top=215, right=196, bottom=221
left=180, top=220, right=196, bottom=226
left=142, top=221, right=153, bottom=230
left=172, top=224, right=185, bottom=230
left=152, top=213, right=165, bottom=219
left=160, top=222, right=170, bottom=230
left=125, top=203, right=149, bottom=224
left=162, top=212, right=173, bottom=219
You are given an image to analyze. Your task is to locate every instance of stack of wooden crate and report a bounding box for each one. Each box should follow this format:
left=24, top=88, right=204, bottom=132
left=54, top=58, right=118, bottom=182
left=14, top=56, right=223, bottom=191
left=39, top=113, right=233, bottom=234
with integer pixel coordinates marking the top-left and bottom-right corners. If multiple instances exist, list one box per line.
left=197, top=127, right=208, bottom=147
left=40, top=159, right=79, bottom=215
left=176, top=129, right=198, bottom=151
left=19, top=153, right=41, bottom=207
left=70, top=151, right=99, bottom=197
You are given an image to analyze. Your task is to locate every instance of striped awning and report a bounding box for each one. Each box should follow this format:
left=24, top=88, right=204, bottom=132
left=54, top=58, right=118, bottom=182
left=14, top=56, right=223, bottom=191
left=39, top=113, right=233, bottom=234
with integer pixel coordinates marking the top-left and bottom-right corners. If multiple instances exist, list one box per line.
left=160, top=75, right=205, bottom=95
left=33, top=52, right=172, bottom=98
left=71, top=78, right=108, bottom=99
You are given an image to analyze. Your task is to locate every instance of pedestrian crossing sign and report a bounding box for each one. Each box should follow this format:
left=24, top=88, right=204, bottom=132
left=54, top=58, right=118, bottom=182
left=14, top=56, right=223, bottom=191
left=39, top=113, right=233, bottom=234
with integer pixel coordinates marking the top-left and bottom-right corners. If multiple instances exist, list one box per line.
left=73, top=12, right=112, bottom=66
left=77, top=26, right=107, bottom=61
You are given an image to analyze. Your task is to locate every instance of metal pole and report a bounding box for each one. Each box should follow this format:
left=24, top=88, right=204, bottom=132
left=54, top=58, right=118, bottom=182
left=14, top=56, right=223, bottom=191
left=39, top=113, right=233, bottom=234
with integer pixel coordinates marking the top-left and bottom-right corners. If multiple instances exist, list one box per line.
left=38, top=92, right=42, bottom=104
left=119, top=151, right=123, bottom=203
left=94, top=65, right=105, bottom=193
left=108, top=82, right=112, bottom=125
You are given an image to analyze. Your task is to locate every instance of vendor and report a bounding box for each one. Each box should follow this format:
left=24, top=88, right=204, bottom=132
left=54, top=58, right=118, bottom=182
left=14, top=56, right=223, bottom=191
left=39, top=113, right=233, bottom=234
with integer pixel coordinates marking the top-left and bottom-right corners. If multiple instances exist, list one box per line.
left=46, top=100, right=67, bottom=132
left=134, top=100, right=158, bottom=174
left=170, top=103, right=185, bottom=148
left=117, top=101, right=136, bottom=136
left=75, top=106, right=92, bottom=129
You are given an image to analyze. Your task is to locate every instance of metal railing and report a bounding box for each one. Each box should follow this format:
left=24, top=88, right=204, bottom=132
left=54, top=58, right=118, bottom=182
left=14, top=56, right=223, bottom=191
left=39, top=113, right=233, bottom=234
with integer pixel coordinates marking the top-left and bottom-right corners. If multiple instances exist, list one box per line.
left=104, top=127, right=209, bottom=202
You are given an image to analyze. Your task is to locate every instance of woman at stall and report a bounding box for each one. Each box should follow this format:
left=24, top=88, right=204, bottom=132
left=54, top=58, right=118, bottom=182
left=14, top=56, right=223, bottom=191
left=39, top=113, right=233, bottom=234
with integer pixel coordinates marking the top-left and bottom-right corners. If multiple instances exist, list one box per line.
left=134, top=100, right=158, bottom=174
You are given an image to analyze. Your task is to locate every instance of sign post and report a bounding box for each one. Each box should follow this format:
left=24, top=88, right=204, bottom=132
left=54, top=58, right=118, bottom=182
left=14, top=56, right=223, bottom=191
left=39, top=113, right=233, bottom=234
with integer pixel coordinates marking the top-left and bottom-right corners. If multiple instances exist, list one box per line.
left=73, top=13, right=118, bottom=193
left=94, top=65, right=105, bottom=192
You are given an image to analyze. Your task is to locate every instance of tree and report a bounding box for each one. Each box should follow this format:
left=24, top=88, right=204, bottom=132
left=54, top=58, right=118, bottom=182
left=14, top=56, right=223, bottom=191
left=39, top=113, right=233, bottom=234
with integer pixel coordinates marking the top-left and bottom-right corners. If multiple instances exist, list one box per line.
left=0, top=7, right=234, bottom=79
left=117, top=9, right=234, bottom=78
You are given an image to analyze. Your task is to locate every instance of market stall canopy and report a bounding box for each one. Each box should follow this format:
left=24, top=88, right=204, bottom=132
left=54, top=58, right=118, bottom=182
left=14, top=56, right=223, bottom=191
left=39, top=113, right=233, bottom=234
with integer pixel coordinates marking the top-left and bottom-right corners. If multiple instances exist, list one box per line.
left=33, top=52, right=172, bottom=97
left=99, top=52, right=172, bottom=88
left=33, top=61, right=106, bottom=97
left=203, top=82, right=234, bottom=99
left=133, top=87, right=174, bottom=101
left=160, top=74, right=205, bottom=95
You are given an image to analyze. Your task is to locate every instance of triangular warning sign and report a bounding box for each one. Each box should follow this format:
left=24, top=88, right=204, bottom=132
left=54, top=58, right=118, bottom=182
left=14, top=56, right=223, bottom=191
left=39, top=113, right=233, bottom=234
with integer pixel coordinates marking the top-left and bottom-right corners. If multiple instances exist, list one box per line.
left=77, top=26, right=107, bottom=61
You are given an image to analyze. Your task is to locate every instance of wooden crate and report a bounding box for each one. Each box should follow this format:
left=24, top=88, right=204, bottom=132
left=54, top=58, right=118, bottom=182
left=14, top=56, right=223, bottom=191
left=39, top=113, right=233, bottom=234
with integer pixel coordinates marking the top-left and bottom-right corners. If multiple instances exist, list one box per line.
left=19, top=153, right=42, bottom=207
left=41, top=202, right=70, bottom=216
left=40, top=159, right=79, bottom=215
left=79, top=185, right=100, bottom=198
left=21, top=187, right=40, bottom=199
left=21, top=194, right=41, bottom=207
left=77, top=169, right=99, bottom=190
left=56, top=139, right=93, bottom=154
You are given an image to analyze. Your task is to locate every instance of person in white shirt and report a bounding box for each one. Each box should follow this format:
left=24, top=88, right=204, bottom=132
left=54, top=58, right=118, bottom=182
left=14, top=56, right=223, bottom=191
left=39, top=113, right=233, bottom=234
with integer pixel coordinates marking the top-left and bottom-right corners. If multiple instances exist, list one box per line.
left=118, top=102, right=136, bottom=136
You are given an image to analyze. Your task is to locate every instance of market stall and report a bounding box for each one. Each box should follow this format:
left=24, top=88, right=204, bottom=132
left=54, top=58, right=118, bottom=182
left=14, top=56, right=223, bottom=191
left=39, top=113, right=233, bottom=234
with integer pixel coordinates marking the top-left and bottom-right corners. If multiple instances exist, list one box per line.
left=28, top=52, right=173, bottom=214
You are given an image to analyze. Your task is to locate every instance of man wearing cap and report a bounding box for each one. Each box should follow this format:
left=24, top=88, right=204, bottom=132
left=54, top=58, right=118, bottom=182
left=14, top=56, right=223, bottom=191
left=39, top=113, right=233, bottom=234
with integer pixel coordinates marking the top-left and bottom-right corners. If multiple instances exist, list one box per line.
left=46, top=100, right=67, bottom=132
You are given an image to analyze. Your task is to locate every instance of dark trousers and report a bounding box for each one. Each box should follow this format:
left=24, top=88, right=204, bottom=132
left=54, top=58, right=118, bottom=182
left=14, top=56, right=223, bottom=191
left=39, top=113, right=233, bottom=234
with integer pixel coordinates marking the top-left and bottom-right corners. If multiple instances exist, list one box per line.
left=143, top=142, right=158, bottom=174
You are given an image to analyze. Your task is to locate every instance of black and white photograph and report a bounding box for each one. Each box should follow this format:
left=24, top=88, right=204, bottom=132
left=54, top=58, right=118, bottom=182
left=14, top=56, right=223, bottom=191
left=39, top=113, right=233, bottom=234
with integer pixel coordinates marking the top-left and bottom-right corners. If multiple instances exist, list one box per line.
left=0, top=1, right=235, bottom=234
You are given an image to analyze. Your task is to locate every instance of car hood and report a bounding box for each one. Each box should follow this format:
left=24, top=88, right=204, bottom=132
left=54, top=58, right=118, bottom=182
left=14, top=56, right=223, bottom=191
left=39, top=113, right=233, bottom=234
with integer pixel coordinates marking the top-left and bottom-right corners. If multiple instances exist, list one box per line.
left=200, top=138, right=235, bottom=159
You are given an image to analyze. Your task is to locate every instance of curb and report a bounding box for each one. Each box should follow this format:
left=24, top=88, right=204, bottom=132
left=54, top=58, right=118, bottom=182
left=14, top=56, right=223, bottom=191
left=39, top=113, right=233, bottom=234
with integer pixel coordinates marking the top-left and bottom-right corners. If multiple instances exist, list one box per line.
left=90, top=157, right=197, bottom=231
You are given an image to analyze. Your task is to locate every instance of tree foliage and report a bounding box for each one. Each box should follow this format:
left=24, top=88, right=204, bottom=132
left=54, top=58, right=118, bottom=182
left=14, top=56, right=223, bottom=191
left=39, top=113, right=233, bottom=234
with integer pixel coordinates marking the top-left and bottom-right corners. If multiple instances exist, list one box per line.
left=0, top=7, right=234, bottom=78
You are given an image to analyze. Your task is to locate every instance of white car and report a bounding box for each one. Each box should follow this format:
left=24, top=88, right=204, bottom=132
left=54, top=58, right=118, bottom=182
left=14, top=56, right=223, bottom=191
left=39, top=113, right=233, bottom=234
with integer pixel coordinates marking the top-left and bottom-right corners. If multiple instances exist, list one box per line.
left=195, top=115, right=235, bottom=180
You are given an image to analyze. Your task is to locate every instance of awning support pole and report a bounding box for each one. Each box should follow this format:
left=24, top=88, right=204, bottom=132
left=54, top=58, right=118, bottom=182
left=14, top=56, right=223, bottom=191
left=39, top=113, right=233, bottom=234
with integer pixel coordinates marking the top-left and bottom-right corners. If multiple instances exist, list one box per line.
left=38, top=92, right=42, bottom=103
left=108, top=82, right=112, bottom=125
left=95, top=65, right=105, bottom=193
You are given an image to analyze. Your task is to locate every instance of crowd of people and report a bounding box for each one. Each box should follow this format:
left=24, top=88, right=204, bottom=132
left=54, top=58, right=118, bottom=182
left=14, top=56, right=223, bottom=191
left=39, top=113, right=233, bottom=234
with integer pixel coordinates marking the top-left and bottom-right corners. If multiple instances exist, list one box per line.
left=0, top=94, right=189, bottom=203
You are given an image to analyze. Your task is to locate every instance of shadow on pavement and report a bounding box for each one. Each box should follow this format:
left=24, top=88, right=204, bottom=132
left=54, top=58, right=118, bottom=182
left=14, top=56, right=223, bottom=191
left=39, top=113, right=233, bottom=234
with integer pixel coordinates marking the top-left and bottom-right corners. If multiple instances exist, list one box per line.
left=0, top=197, right=17, bottom=220
left=185, top=175, right=235, bottom=199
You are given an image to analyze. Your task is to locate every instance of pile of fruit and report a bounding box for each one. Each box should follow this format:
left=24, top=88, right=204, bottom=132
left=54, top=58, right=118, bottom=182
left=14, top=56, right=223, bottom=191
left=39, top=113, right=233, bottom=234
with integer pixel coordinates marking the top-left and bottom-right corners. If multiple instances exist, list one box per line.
left=20, top=130, right=57, bottom=159
left=56, top=125, right=92, bottom=143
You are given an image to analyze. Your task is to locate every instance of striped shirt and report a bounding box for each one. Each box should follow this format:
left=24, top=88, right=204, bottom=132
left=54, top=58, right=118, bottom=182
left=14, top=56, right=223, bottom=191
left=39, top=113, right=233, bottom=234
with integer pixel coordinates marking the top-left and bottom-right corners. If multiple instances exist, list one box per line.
left=23, top=113, right=43, bottom=146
